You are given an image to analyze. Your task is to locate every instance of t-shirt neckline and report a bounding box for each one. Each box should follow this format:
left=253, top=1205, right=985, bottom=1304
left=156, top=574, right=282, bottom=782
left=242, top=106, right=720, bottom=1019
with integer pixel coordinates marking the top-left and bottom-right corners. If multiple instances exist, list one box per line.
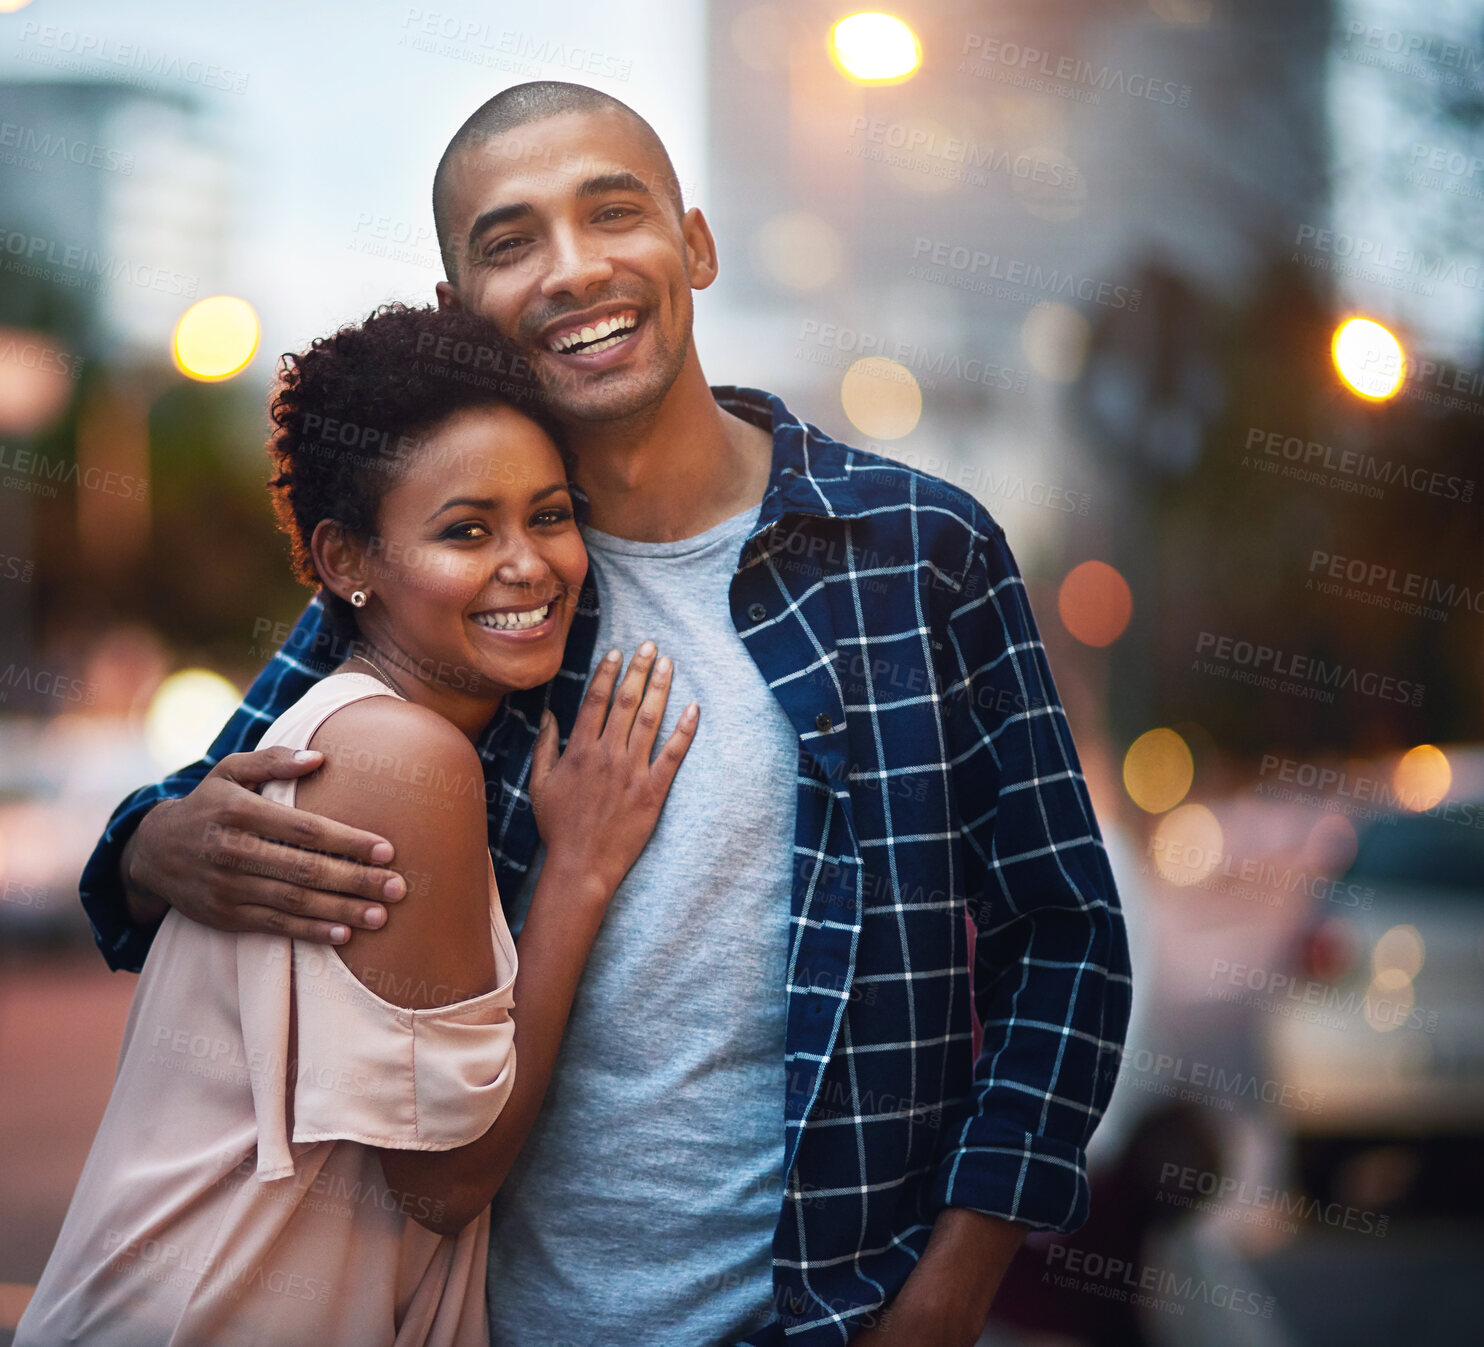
left=579, top=501, right=762, bottom=559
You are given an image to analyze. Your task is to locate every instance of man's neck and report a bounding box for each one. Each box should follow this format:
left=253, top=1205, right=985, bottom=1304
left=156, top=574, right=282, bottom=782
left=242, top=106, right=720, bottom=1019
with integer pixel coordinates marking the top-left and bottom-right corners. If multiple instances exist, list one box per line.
left=567, top=353, right=773, bottom=543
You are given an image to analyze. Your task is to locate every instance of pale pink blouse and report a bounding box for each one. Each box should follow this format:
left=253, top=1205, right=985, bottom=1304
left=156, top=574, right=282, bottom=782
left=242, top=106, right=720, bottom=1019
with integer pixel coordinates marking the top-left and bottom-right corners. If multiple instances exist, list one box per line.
left=18, top=672, right=517, bottom=1347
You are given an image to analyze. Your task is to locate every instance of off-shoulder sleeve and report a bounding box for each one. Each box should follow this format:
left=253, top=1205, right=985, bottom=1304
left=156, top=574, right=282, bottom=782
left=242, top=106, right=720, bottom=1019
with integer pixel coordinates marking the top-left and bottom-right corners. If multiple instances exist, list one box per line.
left=238, top=933, right=516, bottom=1179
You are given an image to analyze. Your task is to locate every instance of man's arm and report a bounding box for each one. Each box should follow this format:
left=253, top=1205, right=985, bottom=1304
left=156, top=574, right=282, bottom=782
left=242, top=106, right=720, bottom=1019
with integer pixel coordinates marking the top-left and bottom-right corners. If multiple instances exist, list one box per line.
left=80, top=594, right=404, bottom=972
left=856, top=519, right=1131, bottom=1344
left=935, top=520, right=1131, bottom=1222
left=852, top=1209, right=1025, bottom=1345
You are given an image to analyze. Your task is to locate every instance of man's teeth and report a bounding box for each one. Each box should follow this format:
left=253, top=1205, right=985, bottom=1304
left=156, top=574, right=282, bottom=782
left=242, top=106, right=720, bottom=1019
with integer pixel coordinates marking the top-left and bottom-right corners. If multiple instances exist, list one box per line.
left=475, top=603, right=550, bottom=631
left=549, top=316, right=637, bottom=353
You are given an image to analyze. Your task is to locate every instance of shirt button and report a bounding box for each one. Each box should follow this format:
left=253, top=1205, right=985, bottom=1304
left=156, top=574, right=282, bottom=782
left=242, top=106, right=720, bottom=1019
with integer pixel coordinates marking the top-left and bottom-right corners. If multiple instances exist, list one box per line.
left=747, top=602, right=767, bottom=623
left=815, top=712, right=833, bottom=733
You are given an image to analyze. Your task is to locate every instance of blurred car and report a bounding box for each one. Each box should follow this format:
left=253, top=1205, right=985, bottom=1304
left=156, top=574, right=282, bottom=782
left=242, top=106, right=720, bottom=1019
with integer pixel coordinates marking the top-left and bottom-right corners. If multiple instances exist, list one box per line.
left=1263, top=775, right=1484, bottom=1215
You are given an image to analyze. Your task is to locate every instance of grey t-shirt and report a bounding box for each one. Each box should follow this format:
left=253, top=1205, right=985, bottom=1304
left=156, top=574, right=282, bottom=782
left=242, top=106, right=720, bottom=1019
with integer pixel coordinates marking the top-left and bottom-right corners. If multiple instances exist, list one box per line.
left=485, top=504, right=797, bottom=1346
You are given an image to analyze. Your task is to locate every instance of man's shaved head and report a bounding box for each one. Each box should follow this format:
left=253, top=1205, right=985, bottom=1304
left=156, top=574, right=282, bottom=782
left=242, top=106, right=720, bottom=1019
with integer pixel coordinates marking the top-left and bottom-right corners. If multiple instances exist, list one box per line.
left=433, top=81, right=683, bottom=282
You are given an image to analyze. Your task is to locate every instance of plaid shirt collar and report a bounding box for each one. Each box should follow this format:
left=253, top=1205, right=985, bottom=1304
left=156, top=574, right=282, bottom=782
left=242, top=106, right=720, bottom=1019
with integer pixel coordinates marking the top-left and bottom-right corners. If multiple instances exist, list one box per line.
left=567, top=385, right=872, bottom=529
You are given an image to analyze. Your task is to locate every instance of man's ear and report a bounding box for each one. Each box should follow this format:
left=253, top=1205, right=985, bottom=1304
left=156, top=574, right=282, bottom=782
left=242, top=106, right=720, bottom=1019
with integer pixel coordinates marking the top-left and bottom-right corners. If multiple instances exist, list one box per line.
left=435, top=279, right=463, bottom=311
left=681, top=207, right=719, bottom=292
left=310, top=518, right=368, bottom=604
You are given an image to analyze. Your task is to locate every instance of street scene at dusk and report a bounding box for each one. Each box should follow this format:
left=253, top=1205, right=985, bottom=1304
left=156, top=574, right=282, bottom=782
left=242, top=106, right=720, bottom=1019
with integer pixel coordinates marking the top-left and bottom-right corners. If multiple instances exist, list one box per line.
left=2, top=1, right=1481, bottom=1343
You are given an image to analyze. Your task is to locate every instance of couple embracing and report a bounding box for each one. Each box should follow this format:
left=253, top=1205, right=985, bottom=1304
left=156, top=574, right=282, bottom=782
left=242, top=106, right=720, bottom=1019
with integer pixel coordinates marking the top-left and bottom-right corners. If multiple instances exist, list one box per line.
left=21, top=81, right=1130, bottom=1347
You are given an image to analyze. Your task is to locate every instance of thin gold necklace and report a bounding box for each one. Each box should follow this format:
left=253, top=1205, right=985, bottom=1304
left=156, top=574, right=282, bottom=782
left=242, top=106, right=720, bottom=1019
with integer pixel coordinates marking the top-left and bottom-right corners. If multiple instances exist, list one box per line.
left=348, top=650, right=406, bottom=697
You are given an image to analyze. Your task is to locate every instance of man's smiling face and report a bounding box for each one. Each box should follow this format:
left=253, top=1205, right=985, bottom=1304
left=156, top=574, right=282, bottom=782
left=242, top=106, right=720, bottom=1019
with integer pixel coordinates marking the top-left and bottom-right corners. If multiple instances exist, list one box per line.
left=436, top=108, right=716, bottom=425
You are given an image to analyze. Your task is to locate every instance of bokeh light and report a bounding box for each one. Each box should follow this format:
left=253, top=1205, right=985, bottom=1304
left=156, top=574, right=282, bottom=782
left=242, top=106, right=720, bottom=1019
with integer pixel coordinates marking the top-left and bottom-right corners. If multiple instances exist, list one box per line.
left=1150, top=803, right=1223, bottom=886
left=1393, top=744, right=1451, bottom=812
left=1058, top=560, right=1133, bottom=647
left=828, top=12, right=922, bottom=83
left=1372, top=924, right=1425, bottom=988
left=1301, top=811, right=1359, bottom=874
left=750, top=211, right=843, bottom=291
left=1332, top=317, right=1405, bottom=400
left=840, top=357, right=922, bottom=439
left=1021, top=301, right=1091, bottom=382
left=1364, top=973, right=1414, bottom=1033
left=145, top=669, right=243, bottom=772
left=0, top=326, right=75, bottom=434
left=1123, top=727, right=1195, bottom=813
left=172, top=296, right=260, bottom=382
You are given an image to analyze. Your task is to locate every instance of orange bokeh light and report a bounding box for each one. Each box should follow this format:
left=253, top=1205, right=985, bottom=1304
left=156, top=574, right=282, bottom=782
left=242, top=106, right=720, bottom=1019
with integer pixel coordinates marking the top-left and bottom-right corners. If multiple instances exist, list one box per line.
left=1058, top=560, right=1133, bottom=647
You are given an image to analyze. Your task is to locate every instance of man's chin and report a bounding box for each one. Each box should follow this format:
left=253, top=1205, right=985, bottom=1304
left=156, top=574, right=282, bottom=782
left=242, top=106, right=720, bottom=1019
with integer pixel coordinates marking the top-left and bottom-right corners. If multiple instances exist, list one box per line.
left=544, top=366, right=673, bottom=425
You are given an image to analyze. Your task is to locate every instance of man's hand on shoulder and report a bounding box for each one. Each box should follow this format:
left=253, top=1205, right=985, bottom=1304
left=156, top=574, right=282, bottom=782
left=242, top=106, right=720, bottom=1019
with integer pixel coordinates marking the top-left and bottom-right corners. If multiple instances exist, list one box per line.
left=120, top=743, right=408, bottom=945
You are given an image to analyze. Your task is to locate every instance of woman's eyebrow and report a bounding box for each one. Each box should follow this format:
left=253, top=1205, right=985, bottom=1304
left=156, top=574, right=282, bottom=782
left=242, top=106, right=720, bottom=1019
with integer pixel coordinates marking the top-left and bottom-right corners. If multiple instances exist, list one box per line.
left=426, top=495, right=498, bottom=522
left=424, top=481, right=569, bottom=523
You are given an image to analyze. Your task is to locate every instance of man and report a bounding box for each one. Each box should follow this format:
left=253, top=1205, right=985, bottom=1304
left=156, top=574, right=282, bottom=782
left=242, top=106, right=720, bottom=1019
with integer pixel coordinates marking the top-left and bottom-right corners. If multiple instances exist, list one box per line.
left=82, top=82, right=1130, bottom=1345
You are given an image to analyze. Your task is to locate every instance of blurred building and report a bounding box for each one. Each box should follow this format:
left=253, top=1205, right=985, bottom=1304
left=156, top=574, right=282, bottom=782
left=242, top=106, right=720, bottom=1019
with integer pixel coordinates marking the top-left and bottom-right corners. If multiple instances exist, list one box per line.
left=0, top=80, right=229, bottom=710
left=703, top=0, right=1331, bottom=518
left=702, top=0, right=1481, bottom=759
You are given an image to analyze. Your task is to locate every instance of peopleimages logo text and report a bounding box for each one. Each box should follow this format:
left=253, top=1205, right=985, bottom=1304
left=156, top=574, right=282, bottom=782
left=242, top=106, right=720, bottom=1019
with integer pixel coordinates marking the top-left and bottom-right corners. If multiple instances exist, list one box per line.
left=1193, top=632, right=1424, bottom=706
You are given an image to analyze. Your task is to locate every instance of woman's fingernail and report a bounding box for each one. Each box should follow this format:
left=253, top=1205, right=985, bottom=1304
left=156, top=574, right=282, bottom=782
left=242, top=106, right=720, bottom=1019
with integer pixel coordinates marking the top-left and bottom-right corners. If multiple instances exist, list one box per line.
left=638, top=640, right=656, bottom=657
left=656, top=656, right=672, bottom=674
left=682, top=702, right=699, bottom=724
left=606, top=648, right=621, bottom=662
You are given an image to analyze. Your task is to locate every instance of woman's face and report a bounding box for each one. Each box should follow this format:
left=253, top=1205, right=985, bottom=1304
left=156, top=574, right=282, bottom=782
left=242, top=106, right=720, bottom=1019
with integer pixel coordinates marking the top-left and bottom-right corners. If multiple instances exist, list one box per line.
left=342, top=403, right=586, bottom=719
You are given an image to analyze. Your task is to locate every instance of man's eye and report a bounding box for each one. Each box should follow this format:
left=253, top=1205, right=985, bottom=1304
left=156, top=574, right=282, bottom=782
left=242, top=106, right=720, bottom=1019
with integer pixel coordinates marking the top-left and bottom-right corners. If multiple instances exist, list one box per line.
left=596, top=205, right=634, bottom=222
left=485, top=237, right=529, bottom=259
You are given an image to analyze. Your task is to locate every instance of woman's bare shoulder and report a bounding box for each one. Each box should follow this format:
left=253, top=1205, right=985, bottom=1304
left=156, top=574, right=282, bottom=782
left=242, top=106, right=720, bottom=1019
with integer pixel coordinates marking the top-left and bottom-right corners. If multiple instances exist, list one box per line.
left=298, top=693, right=488, bottom=841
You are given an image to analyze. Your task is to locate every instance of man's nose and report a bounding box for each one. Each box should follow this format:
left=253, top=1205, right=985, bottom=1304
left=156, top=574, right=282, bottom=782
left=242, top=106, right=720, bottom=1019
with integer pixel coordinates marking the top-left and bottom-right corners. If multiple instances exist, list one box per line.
left=539, top=224, right=613, bottom=300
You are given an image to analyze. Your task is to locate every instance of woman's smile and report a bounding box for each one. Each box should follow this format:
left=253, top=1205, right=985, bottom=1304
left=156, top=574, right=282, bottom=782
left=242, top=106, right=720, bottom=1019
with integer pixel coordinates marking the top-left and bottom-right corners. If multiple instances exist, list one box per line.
left=469, top=599, right=560, bottom=641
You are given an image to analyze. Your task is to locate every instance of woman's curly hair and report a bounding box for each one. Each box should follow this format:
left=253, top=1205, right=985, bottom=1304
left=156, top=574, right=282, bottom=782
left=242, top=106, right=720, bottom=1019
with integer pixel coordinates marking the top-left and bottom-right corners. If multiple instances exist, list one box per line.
left=267, top=302, right=566, bottom=636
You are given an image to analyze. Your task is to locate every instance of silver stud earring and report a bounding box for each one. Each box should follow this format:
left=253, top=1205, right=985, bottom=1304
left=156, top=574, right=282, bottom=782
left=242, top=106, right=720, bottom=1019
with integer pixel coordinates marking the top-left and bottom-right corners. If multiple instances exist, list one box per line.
left=350, top=589, right=369, bottom=608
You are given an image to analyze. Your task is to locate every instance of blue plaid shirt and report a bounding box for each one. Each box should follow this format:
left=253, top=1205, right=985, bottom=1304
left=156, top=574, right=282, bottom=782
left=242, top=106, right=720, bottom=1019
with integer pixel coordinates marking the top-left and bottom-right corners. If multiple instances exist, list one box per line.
left=81, top=387, right=1130, bottom=1344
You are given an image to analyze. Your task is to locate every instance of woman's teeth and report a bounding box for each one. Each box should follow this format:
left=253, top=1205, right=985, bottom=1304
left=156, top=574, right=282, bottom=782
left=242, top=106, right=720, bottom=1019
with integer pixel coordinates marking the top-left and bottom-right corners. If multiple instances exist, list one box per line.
left=549, top=315, right=638, bottom=354
left=475, top=603, right=550, bottom=631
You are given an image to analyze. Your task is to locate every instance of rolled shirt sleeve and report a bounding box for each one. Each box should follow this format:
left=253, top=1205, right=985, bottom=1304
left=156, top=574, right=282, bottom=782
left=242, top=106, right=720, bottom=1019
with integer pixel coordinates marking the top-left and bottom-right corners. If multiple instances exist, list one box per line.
left=932, top=520, right=1132, bottom=1232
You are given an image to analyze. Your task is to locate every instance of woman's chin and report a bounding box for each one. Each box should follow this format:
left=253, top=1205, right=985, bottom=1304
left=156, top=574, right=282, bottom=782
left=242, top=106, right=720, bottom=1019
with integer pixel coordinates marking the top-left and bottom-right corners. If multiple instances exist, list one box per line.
left=463, top=638, right=569, bottom=695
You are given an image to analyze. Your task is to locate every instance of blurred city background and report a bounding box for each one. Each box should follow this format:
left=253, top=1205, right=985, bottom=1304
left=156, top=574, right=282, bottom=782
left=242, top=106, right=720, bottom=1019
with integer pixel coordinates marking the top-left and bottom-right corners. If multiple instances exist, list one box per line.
left=2, top=0, right=1481, bottom=1342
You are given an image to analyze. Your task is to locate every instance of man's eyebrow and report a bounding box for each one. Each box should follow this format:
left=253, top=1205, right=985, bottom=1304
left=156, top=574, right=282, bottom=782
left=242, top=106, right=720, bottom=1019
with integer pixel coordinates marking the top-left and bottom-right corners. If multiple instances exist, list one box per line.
left=464, top=176, right=646, bottom=252
left=425, top=481, right=569, bottom=523
left=577, top=171, right=652, bottom=200
left=466, top=201, right=533, bottom=249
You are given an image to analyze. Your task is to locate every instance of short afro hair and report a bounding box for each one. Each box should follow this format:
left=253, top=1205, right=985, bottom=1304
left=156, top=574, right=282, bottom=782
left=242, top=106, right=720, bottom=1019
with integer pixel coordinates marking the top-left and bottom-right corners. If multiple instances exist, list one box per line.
left=267, top=302, right=566, bottom=640
left=433, top=81, right=683, bottom=281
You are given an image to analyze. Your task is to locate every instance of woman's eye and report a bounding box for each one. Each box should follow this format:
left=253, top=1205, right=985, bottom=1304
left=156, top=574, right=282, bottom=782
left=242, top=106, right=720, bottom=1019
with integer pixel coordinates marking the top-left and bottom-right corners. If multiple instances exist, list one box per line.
left=442, top=521, right=490, bottom=540
left=533, top=507, right=573, bottom=527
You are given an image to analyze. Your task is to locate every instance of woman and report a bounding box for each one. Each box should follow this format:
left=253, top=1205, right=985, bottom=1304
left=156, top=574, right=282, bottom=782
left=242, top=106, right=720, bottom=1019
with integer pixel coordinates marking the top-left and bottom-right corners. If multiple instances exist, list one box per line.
left=17, top=303, right=696, bottom=1346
